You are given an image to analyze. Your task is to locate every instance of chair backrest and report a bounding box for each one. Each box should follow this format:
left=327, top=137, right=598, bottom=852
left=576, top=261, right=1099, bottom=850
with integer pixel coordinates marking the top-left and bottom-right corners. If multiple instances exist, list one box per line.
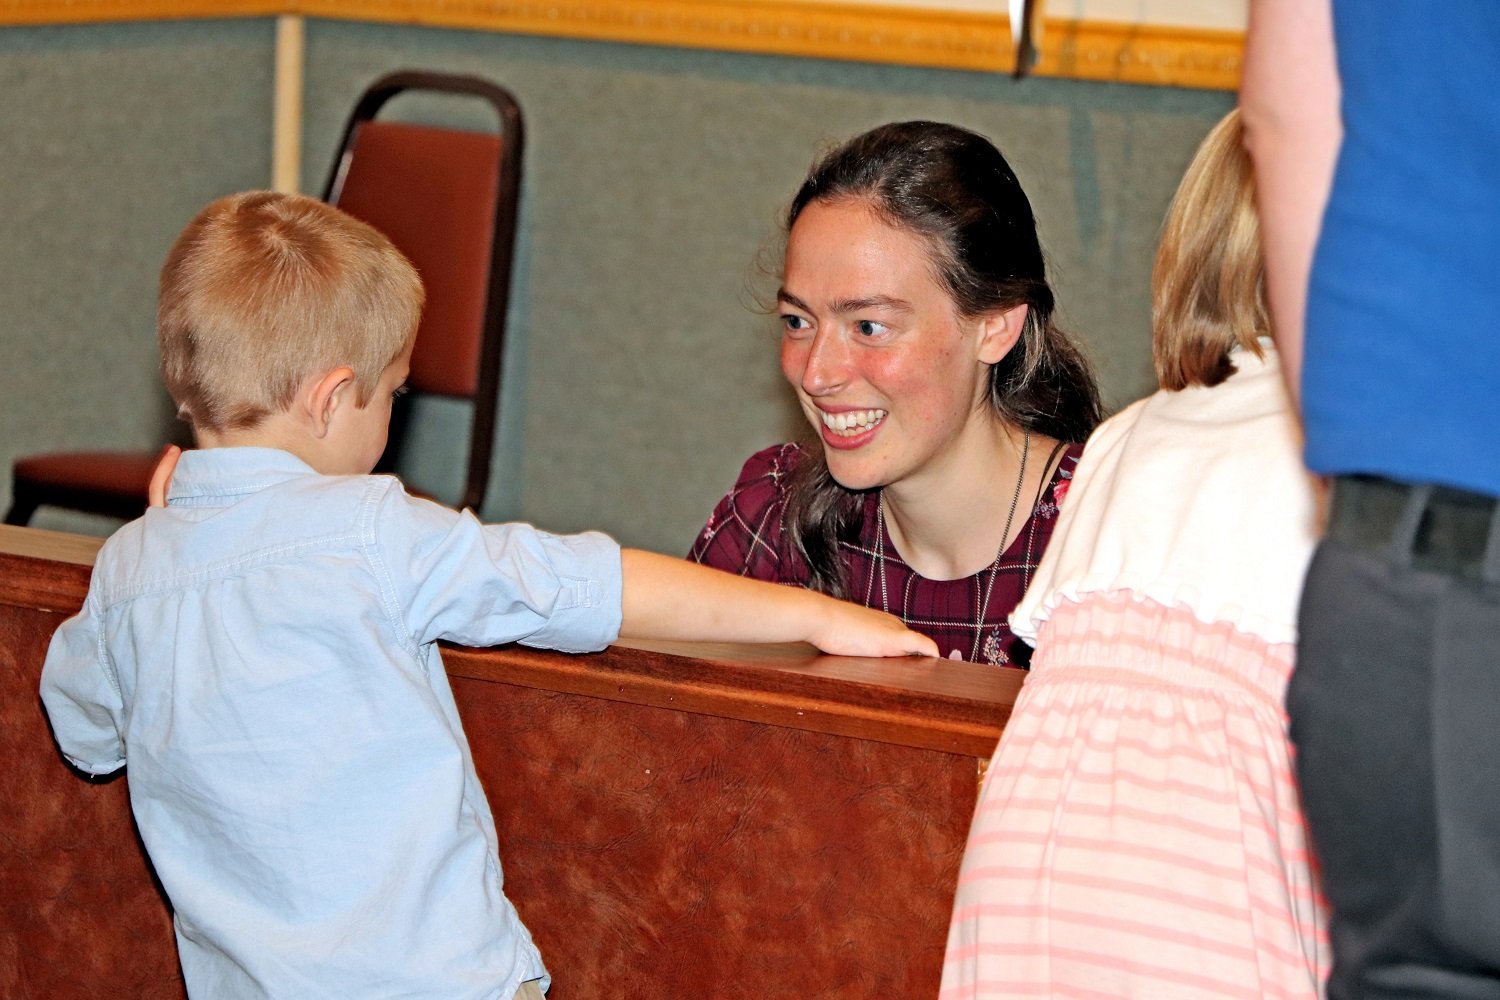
left=322, top=70, right=524, bottom=514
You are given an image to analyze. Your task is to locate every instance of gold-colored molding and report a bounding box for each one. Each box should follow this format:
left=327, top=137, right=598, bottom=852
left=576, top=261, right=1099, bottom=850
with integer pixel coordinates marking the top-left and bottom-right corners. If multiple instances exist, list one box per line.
left=310, top=0, right=1021, bottom=69
left=0, top=0, right=1241, bottom=91
left=1037, top=17, right=1241, bottom=90
left=0, top=0, right=277, bottom=24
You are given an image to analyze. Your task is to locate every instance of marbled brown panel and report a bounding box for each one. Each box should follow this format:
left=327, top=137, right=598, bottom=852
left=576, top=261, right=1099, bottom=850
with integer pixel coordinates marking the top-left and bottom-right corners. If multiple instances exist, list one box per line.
left=0, top=601, right=186, bottom=1000
left=457, top=679, right=975, bottom=999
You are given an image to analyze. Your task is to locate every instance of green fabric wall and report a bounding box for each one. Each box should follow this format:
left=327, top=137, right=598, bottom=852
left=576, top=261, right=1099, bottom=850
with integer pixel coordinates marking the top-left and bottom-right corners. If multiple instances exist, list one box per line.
left=1, top=19, right=275, bottom=534
left=2, top=18, right=1233, bottom=551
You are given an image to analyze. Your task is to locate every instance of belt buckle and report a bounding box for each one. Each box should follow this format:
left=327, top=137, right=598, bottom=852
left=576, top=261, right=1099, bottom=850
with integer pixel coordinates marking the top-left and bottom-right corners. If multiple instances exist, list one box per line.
left=1412, top=485, right=1498, bottom=580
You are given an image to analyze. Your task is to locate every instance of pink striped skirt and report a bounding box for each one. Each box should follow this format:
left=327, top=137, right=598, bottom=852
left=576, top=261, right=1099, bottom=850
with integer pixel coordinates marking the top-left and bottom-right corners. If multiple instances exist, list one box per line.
left=941, top=592, right=1329, bottom=999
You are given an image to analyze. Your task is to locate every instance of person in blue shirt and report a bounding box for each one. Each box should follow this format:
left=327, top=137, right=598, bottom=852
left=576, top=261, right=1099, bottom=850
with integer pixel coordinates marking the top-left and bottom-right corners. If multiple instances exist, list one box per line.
left=38, top=191, right=936, bottom=1000
left=1244, top=1, right=1500, bottom=997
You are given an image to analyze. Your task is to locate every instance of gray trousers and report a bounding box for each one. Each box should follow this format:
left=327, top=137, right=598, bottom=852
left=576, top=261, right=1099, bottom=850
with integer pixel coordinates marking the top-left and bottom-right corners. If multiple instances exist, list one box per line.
left=1290, top=475, right=1500, bottom=999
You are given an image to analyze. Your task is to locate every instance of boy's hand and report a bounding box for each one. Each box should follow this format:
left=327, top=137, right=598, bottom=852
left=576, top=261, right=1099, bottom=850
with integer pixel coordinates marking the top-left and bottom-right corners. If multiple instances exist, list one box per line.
left=806, top=599, right=939, bottom=659
left=148, top=445, right=181, bottom=508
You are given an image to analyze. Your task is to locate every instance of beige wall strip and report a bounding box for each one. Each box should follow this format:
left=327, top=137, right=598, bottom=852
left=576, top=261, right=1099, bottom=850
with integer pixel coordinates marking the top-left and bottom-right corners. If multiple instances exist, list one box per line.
left=272, top=13, right=305, bottom=193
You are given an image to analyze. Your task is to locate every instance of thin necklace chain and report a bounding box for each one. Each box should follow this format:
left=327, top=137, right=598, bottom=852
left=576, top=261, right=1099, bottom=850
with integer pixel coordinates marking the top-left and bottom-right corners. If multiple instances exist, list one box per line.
left=876, top=430, right=1031, bottom=661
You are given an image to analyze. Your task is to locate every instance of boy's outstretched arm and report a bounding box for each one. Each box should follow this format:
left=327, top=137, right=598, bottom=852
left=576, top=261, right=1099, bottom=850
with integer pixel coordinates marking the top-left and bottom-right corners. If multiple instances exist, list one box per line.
left=619, top=549, right=938, bottom=659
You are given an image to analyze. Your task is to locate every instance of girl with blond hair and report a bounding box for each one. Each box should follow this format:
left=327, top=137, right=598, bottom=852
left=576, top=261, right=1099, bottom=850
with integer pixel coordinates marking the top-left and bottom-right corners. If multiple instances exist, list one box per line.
left=941, top=108, right=1330, bottom=998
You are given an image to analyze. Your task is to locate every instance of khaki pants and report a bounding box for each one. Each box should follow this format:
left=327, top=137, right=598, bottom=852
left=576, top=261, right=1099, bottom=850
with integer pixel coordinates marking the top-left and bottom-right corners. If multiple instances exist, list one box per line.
left=513, top=980, right=546, bottom=1000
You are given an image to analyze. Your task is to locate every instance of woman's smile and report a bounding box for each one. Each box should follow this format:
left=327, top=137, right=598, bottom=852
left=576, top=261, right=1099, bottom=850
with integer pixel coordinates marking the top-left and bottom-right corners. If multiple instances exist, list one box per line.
left=817, top=407, right=888, bottom=444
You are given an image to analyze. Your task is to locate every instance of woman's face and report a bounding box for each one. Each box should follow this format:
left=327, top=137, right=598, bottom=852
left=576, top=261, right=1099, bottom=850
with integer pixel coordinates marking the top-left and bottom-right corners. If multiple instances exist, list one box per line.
left=778, top=198, right=1011, bottom=493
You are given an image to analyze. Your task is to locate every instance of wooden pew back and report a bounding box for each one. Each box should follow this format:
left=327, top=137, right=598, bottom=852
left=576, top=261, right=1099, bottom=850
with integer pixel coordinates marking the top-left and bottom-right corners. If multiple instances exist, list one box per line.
left=0, top=525, right=1018, bottom=998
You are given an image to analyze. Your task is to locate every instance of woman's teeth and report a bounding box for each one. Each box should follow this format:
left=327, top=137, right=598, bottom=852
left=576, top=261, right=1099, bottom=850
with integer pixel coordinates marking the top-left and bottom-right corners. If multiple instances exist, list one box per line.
left=820, top=409, right=887, bottom=436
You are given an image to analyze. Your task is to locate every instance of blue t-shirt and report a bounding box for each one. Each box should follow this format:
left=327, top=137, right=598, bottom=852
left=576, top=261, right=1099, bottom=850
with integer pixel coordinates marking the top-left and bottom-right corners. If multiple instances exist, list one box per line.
left=1303, top=3, right=1500, bottom=496
left=40, top=447, right=624, bottom=999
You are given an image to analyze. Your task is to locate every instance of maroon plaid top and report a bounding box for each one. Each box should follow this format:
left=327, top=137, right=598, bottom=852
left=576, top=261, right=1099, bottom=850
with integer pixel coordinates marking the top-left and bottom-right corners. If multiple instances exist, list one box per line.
left=689, top=442, right=1080, bottom=666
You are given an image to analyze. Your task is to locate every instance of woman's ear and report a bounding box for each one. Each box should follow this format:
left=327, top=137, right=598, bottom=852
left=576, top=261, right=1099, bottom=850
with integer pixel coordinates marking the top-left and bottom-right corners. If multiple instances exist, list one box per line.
left=975, top=303, right=1030, bottom=365
left=303, top=367, right=357, bottom=439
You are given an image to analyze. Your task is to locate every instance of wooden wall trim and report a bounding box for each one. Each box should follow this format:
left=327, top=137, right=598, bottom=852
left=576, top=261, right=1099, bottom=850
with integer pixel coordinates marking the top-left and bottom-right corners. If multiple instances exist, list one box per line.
left=0, top=0, right=1240, bottom=90
left=0, top=0, right=277, bottom=24
left=1036, top=17, right=1241, bottom=89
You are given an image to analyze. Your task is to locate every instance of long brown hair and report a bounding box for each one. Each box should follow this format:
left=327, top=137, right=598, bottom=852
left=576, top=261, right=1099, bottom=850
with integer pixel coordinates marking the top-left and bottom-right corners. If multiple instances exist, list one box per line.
left=781, top=121, right=1102, bottom=597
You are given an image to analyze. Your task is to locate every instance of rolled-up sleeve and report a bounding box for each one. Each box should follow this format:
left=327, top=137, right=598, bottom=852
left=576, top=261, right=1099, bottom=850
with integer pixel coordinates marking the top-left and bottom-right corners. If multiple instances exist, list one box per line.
left=377, top=488, right=623, bottom=654
left=39, top=596, right=126, bottom=776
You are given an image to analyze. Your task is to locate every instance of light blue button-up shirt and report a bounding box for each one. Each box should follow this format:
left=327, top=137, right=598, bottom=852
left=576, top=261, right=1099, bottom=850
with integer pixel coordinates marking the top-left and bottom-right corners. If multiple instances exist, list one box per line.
left=40, top=448, right=623, bottom=999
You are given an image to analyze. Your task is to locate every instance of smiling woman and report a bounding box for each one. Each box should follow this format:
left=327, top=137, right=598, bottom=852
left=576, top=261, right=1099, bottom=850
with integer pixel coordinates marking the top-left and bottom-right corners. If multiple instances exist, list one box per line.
left=690, top=122, right=1102, bottom=665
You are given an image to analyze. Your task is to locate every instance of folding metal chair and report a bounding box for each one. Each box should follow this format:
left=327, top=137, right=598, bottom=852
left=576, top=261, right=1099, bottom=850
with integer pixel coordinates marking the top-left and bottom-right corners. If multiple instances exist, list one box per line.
left=5, top=69, right=523, bottom=525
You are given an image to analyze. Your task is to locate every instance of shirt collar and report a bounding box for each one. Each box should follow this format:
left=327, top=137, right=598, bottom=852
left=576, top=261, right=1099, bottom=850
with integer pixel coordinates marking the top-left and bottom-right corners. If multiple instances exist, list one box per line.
left=166, top=447, right=320, bottom=506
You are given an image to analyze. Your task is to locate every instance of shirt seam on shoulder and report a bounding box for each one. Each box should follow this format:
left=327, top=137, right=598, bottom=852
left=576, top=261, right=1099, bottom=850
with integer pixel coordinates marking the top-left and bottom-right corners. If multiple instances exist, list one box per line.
left=98, top=531, right=365, bottom=605
left=361, top=479, right=425, bottom=668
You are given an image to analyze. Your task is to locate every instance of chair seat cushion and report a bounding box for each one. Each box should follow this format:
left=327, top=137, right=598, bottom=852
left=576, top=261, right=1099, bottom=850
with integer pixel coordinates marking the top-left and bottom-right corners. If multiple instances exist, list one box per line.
left=14, top=450, right=158, bottom=501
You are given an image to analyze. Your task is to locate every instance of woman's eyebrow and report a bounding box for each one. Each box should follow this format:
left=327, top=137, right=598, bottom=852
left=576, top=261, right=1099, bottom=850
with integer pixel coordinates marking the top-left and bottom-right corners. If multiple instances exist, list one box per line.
left=776, top=289, right=913, bottom=314
left=833, top=295, right=913, bottom=314
left=776, top=288, right=812, bottom=312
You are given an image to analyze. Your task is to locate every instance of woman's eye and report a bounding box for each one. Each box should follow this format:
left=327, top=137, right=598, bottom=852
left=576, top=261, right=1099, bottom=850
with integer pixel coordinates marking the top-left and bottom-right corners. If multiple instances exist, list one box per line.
left=855, top=320, right=888, bottom=337
left=781, top=314, right=812, bottom=337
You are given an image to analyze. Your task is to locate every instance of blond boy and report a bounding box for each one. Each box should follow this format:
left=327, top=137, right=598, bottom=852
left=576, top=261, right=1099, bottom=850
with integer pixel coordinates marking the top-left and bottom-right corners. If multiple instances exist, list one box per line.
left=40, top=192, right=933, bottom=1000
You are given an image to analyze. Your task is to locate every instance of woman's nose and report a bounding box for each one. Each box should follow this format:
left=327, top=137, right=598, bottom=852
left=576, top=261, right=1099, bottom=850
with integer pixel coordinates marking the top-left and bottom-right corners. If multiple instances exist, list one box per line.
left=790, top=329, right=849, bottom=396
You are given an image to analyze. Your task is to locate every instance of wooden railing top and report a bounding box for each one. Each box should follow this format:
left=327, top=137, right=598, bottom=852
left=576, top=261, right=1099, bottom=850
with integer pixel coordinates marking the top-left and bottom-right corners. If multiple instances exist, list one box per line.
left=0, top=524, right=1013, bottom=757
left=0, top=524, right=102, bottom=613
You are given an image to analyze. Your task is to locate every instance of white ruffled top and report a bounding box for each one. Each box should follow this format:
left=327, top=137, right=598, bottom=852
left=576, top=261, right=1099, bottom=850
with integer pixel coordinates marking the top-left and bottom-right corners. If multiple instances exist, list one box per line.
left=1010, top=342, right=1322, bottom=648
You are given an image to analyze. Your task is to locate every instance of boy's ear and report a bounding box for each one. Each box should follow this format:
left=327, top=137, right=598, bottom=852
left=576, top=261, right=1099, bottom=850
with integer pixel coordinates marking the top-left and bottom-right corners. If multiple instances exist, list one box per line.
left=304, top=367, right=357, bottom=438
left=975, top=303, right=1030, bottom=365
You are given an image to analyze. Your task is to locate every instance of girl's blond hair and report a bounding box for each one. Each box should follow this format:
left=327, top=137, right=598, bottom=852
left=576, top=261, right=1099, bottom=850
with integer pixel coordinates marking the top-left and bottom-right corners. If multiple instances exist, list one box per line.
left=1152, top=108, right=1269, bottom=391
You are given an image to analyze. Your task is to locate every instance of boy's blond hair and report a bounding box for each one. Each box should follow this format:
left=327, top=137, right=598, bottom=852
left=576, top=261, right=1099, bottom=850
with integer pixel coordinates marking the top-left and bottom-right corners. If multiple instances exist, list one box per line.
left=1151, top=108, right=1269, bottom=391
left=158, top=191, right=424, bottom=432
